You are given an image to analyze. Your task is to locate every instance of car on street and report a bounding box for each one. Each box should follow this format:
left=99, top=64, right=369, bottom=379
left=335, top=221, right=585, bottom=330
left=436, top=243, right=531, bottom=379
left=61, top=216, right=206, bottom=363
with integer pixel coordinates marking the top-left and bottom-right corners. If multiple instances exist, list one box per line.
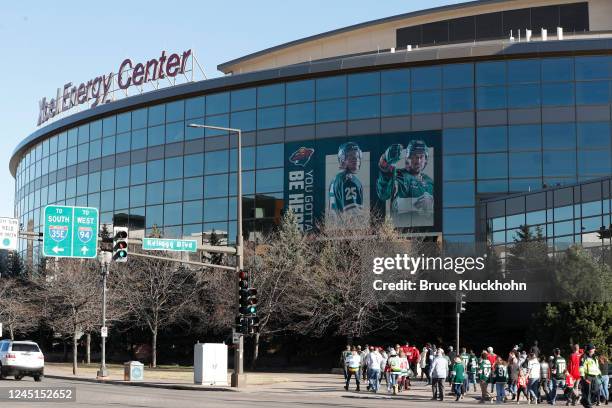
left=0, top=340, right=44, bottom=381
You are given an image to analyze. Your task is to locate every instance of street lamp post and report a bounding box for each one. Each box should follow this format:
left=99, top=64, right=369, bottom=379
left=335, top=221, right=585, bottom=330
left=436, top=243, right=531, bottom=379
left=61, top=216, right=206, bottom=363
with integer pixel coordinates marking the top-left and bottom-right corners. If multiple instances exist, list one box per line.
left=188, top=123, right=244, bottom=387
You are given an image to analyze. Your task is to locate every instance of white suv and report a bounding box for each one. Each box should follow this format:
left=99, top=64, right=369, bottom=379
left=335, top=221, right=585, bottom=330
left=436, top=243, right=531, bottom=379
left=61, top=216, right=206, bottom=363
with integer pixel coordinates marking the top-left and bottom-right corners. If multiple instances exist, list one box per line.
left=0, top=340, right=44, bottom=381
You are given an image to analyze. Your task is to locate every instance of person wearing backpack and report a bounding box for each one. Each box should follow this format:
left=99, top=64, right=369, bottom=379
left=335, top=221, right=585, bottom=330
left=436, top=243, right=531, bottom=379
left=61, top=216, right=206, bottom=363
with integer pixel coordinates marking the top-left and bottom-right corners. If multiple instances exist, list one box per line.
left=387, top=350, right=402, bottom=395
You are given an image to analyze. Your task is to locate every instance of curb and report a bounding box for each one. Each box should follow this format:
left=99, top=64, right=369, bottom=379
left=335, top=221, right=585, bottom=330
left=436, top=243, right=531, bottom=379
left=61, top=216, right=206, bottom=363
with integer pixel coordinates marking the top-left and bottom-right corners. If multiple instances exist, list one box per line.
left=45, top=374, right=238, bottom=392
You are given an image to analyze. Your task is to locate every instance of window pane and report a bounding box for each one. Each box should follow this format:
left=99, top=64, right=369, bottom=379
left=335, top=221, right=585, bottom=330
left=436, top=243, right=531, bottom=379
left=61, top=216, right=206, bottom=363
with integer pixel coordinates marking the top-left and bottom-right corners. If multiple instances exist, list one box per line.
left=575, top=56, right=612, bottom=80
left=477, top=86, right=506, bottom=110
left=166, top=101, right=184, bottom=122
left=443, top=208, right=475, bottom=233
left=257, top=84, right=284, bottom=107
left=381, top=69, right=410, bottom=93
left=542, top=123, right=575, bottom=149
left=206, top=92, right=230, bottom=115
left=183, top=177, right=203, bottom=201
left=509, top=152, right=542, bottom=177
left=146, top=205, right=163, bottom=228
left=257, top=106, right=284, bottom=129
left=146, top=182, right=164, bottom=205
left=381, top=93, right=410, bottom=117
left=165, top=122, right=184, bottom=143
left=443, top=88, right=473, bottom=112
left=116, top=132, right=130, bottom=153
left=443, top=155, right=474, bottom=180
left=508, top=84, right=541, bottom=108
left=412, top=90, right=441, bottom=113
left=508, top=125, right=541, bottom=151
left=476, top=61, right=506, bottom=85
left=576, top=81, right=610, bottom=105
left=185, top=96, right=205, bottom=119
left=541, top=58, right=574, bottom=82
left=204, top=174, right=228, bottom=198
left=578, top=150, right=611, bottom=175
left=577, top=122, right=610, bottom=148
left=204, top=114, right=229, bottom=137
left=204, top=198, right=228, bottom=222
left=316, top=99, right=346, bottom=122
left=230, top=110, right=256, bottom=131
left=130, top=185, right=145, bottom=207
left=132, top=109, right=147, bottom=129
left=131, top=129, right=147, bottom=150
left=256, top=144, right=283, bottom=168
left=542, top=82, right=574, bottom=106
left=286, top=80, right=314, bottom=103
left=316, top=76, right=346, bottom=100
left=543, top=151, right=576, bottom=177
left=164, top=203, right=182, bottom=225
left=443, top=128, right=474, bottom=154
left=130, top=163, right=146, bottom=185
left=348, top=96, right=379, bottom=119
left=115, top=166, right=129, bottom=188
left=443, top=181, right=475, bottom=206
left=443, top=63, right=473, bottom=88
left=164, top=179, right=182, bottom=203
left=205, top=150, right=228, bottom=174
left=148, top=105, right=165, bottom=126
left=412, top=66, right=441, bottom=90
left=477, top=126, right=506, bottom=152
left=165, top=157, right=183, bottom=180
left=102, top=116, right=116, bottom=137
left=115, top=187, right=129, bottom=209
left=147, top=126, right=164, bottom=147
left=102, top=136, right=115, bottom=156
left=183, top=200, right=203, bottom=224
left=507, top=59, right=541, bottom=83
left=147, top=159, right=164, bottom=182
left=230, top=147, right=255, bottom=172
left=286, top=103, right=314, bottom=126
left=477, top=153, right=508, bottom=179
left=256, top=168, right=283, bottom=193
left=231, top=88, right=256, bottom=111
left=348, top=72, right=379, bottom=96
left=184, top=153, right=204, bottom=177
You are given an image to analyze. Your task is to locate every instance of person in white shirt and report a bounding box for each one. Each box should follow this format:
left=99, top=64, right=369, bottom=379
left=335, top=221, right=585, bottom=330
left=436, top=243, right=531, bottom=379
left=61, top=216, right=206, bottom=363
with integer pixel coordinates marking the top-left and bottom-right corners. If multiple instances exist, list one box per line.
left=344, top=347, right=362, bottom=392
left=526, top=353, right=541, bottom=403
left=430, top=349, right=449, bottom=401
left=366, top=348, right=384, bottom=393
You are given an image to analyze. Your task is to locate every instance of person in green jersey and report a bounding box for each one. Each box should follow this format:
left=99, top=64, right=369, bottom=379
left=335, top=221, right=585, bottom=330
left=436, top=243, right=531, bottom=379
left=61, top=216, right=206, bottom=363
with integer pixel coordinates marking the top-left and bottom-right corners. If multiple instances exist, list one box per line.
left=478, top=351, right=493, bottom=403
left=329, top=142, right=364, bottom=215
left=376, top=140, right=434, bottom=227
left=459, top=347, right=470, bottom=395
left=451, top=356, right=466, bottom=401
left=550, top=348, right=567, bottom=405
left=468, top=349, right=479, bottom=393
left=493, top=356, right=508, bottom=404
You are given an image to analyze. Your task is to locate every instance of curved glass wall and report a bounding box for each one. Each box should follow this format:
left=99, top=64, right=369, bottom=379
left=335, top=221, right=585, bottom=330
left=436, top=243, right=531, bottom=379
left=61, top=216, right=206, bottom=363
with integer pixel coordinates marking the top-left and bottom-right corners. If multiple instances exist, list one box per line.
left=14, top=55, right=612, bottom=258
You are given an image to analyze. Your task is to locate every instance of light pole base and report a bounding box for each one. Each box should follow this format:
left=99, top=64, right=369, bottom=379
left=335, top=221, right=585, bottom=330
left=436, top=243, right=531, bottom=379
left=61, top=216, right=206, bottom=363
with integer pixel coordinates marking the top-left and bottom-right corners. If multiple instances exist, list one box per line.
left=96, top=368, right=109, bottom=380
left=230, top=373, right=247, bottom=388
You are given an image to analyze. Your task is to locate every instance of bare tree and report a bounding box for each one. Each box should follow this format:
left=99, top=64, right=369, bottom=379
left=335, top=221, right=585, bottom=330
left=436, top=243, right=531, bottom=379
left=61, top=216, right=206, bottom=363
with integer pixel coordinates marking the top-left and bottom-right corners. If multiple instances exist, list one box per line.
left=0, top=278, right=39, bottom=340
left=39, top=259, right=101, bottom=375
left=114, top=254, right=200, bottom=368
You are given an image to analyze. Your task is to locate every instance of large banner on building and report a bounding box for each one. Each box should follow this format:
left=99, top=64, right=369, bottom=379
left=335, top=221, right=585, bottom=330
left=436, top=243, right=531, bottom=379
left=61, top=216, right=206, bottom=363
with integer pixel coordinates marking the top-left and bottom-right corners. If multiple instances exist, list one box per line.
left=284, top=131, right=442, bottom=233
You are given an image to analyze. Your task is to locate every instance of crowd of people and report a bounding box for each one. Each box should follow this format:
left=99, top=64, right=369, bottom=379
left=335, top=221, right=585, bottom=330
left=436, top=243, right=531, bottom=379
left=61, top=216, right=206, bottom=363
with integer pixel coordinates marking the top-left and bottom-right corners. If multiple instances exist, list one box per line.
left=341, top=341, right=610, bottom=407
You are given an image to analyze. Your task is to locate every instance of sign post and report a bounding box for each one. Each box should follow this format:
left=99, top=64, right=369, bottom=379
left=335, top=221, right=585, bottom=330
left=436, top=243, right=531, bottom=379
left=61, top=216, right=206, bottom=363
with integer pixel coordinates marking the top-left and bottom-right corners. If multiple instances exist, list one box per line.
left=43, top=206, right=98, bottom=258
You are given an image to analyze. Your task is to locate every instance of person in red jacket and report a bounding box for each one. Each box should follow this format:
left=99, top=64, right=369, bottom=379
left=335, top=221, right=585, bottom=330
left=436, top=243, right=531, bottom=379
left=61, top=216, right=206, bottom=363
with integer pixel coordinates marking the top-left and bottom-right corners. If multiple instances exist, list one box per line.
left=567, top=343, right=583, bottom=381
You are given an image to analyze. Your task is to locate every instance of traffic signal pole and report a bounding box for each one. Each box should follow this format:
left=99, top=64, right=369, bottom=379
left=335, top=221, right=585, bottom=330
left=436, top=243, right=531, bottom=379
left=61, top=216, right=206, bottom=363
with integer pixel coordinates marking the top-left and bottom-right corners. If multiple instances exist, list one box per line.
left=232, top=128, right=245, bottom=388
left=97, top=252, right=111, bottom=379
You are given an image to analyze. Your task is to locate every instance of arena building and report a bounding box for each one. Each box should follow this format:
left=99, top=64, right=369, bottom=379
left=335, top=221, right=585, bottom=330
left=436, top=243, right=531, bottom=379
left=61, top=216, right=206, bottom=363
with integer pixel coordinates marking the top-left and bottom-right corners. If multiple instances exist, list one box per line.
left=11, top=0, right=612, bottom=261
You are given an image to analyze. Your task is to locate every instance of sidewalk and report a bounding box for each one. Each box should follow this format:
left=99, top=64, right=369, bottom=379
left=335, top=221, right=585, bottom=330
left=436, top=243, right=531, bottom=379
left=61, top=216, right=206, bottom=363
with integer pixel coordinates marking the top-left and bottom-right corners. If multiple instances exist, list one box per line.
left=43, top=363, right=292, bottom=392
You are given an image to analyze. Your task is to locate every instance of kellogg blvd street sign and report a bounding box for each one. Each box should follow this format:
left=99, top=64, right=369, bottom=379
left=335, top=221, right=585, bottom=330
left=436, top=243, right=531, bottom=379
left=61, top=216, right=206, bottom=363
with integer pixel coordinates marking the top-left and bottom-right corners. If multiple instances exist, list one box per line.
left=43, top=205, right=98, bottom=258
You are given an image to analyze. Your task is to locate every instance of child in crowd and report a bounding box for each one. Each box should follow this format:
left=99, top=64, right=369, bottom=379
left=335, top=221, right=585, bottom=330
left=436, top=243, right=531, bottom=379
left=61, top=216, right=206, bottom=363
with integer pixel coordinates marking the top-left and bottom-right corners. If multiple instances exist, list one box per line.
left=564, top=369, right=578, bottom=406
left=516, top=369, right=529, bottom=404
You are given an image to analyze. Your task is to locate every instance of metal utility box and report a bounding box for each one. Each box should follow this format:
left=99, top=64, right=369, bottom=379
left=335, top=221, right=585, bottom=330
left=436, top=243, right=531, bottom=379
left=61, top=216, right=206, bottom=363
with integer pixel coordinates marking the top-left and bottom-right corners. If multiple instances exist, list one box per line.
left=194, top=343, right=228, bottom=386
left=124, top=361, right=144, bottom=381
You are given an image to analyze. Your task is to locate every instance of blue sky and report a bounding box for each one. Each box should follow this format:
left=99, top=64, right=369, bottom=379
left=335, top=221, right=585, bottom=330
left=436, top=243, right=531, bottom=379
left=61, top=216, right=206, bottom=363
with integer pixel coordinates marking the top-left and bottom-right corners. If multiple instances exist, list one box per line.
left=0, top=0, right=462, bottom=218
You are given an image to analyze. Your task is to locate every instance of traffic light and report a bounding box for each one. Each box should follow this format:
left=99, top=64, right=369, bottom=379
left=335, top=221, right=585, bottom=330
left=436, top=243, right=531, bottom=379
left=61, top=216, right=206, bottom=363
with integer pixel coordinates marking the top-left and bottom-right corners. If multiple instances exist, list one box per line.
left=237, top=270, right=258, bottom=335
left=247, top=316, right=260, bottom=335
left=456, top=292, right=467, bottom=314
left=235, top=315, right=248, bottom=334
left=112, top=227, right=128, bottom=262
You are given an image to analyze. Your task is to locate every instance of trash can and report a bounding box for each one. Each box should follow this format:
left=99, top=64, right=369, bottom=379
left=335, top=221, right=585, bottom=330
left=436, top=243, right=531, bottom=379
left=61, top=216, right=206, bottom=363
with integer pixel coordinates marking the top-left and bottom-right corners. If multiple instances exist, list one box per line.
left=124, top=361, right=144, bottom=381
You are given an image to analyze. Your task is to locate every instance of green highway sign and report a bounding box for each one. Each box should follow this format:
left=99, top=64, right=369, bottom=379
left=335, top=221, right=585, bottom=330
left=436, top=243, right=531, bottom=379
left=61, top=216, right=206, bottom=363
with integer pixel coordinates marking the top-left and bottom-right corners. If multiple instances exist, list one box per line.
left=142, top=238, right=198, bottom=252
left=43, top=205, right=98, bottom=258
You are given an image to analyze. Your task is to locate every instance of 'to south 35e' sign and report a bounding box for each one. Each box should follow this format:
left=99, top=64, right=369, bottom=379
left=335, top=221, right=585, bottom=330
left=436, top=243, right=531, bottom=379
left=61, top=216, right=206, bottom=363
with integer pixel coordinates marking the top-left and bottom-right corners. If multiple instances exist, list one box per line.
left=38, top=49, right=192, bottom=126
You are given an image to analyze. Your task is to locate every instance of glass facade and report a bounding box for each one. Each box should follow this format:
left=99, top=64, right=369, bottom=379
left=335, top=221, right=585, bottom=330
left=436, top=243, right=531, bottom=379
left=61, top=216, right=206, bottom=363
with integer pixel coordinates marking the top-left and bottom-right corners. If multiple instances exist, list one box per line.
left=481, top=176, right=612, bottom=254
left=13, top=55, right=612, bottom=259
